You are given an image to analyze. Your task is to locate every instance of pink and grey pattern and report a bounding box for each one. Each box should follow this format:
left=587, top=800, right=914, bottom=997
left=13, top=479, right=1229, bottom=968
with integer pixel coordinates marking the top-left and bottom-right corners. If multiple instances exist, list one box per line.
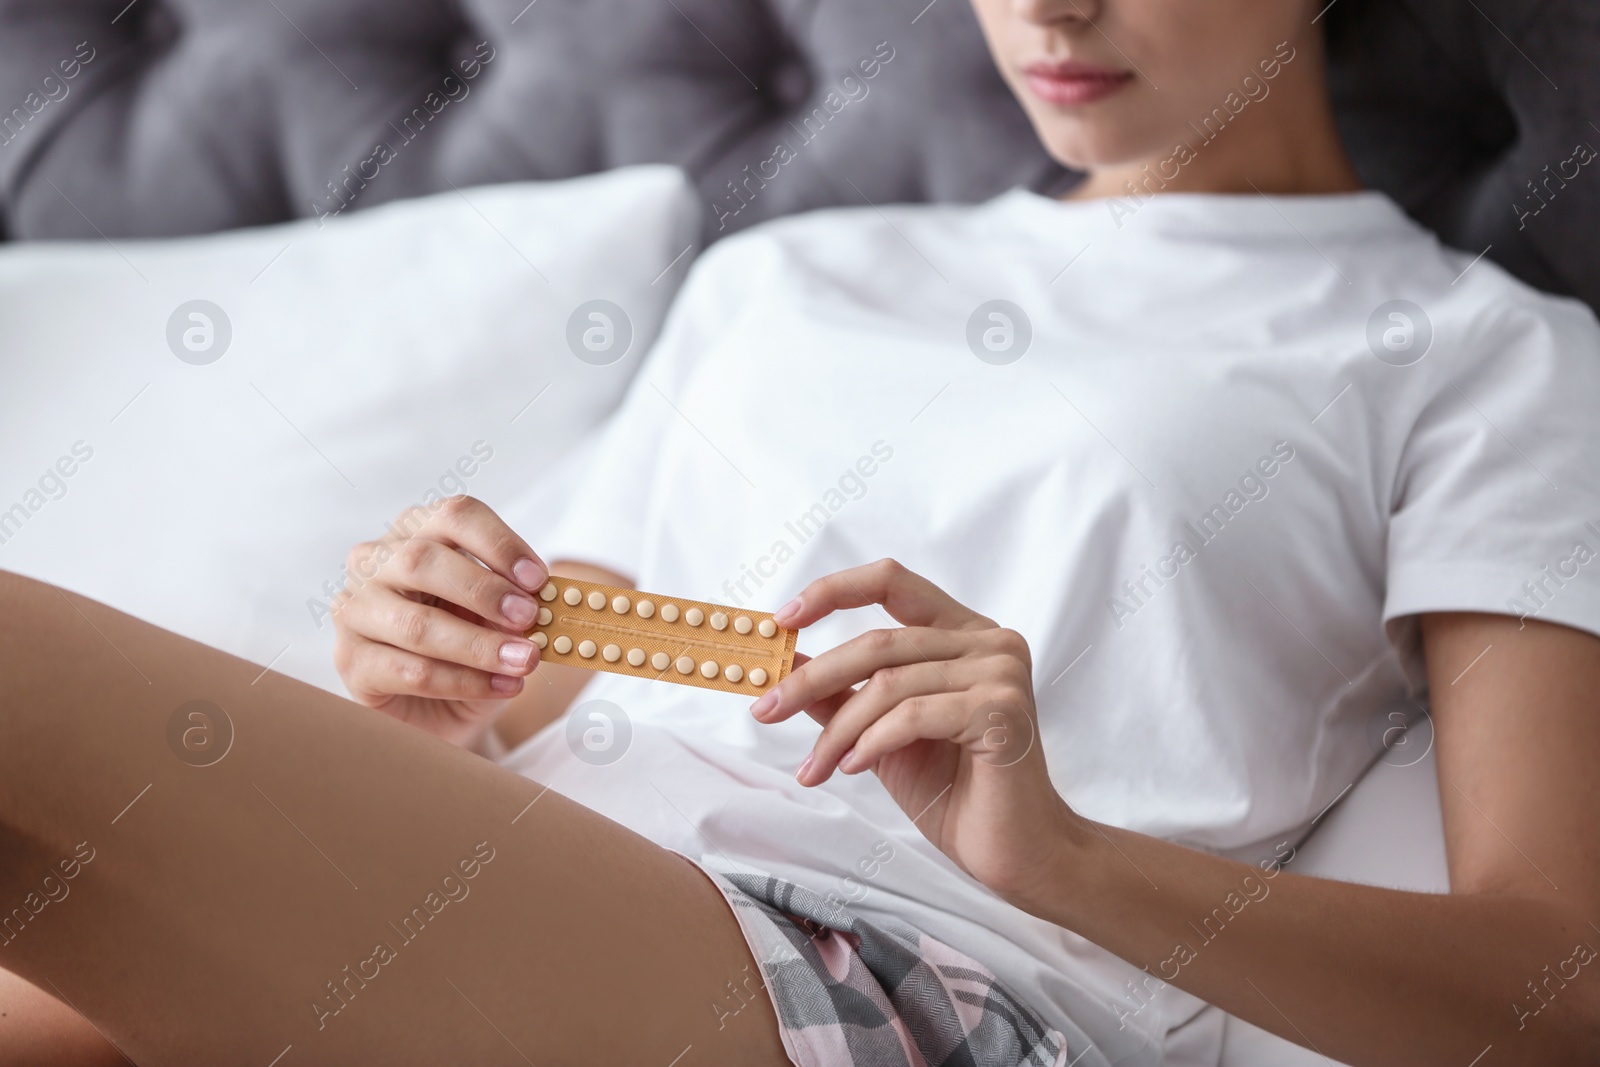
left=693, top=855, right=1097, bottom=1067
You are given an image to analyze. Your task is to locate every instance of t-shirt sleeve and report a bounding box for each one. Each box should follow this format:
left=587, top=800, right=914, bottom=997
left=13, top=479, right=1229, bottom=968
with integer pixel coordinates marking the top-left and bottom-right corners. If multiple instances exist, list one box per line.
left=1384, top=293, right=1600, bottom=679
left=531, top=240, right=762, bottom=582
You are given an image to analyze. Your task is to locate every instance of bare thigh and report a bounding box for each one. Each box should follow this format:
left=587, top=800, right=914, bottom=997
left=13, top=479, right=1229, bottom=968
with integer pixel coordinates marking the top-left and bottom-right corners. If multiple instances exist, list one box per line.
left=0, top=571, right=791, bottom=1067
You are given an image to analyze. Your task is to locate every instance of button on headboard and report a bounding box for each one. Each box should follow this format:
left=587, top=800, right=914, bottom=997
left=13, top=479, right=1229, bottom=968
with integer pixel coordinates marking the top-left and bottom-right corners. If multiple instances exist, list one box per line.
left=0, top=0, right=1594, bottom=310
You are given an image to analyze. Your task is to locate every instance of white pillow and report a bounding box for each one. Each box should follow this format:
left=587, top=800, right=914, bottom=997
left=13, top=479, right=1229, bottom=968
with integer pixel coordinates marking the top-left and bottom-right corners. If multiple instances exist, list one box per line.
left=0, top=166, right=700, bottom=694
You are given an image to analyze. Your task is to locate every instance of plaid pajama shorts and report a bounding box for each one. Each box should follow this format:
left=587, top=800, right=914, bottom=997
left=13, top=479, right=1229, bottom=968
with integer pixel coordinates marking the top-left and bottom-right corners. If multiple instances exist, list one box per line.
left=687, top=853, right=1092, bottom=1067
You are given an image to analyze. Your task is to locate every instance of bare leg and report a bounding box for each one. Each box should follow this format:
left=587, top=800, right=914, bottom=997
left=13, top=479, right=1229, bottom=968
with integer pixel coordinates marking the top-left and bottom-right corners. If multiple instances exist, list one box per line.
left=0, top=967, right=128, bottom=1065
left=0, top=571, right=790, bottom=1066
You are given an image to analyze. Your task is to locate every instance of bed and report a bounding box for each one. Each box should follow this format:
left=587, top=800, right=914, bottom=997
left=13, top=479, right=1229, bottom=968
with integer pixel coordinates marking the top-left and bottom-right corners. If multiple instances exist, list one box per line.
left=1, top=2, right=1596, bottom=1063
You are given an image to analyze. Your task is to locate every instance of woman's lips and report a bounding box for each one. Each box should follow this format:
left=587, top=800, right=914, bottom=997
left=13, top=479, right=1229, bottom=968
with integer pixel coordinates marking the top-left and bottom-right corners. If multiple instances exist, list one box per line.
left=1021, top=61, right=1136, bottom=106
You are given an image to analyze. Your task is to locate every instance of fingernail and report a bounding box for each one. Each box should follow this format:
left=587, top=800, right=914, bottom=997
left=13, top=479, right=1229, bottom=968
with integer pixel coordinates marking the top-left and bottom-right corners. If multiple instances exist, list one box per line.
left=749, top=691, right=778, bottom=719
left=773, top=597, right=802, bottom=624
left=512, top=557, right=547, bottom=590
left=838, top=746, right=857, bottom=773
left=795, top=754, right=813, bottom=783
left=491, top=674, right=523, bottom=695
left=501, top=593, right=537, bottom=627
left=499, top=641, right=535, bottom=669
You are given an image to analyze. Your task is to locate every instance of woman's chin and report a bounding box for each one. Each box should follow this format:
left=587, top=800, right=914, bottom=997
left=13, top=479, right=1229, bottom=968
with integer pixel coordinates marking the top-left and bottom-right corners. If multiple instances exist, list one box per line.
left=1034, top=136, right=1146, bottom=177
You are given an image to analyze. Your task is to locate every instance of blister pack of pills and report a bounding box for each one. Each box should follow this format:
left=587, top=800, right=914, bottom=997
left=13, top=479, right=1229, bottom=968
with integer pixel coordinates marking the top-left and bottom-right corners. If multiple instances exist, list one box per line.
left=527, top=577, right=798, bottom=695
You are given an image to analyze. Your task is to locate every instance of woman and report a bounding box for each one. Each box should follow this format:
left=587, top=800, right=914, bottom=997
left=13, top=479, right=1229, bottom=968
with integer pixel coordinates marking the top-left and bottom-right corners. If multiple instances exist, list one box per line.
left=4, top=0, right=1598, bottom=1064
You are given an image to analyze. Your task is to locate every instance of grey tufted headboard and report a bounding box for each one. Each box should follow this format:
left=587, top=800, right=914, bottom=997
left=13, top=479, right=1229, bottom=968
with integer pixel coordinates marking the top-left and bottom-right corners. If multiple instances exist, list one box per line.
left=1, top=0, right=1595, bottom=311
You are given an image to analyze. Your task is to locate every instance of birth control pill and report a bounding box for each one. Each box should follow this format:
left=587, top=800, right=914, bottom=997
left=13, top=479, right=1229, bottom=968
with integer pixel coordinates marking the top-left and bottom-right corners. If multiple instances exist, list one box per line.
left=521, top=576, right=796, bottom=697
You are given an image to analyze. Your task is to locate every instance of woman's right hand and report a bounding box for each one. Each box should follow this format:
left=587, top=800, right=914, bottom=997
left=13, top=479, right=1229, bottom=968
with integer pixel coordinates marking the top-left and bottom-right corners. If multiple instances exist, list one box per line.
left=331, top=495, right=549, bottom=749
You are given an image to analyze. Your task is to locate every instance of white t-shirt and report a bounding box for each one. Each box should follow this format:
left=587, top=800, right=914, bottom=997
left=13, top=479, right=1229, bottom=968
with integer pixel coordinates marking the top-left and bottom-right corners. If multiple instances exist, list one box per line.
left=504, top=189, right=1600, bottom=1064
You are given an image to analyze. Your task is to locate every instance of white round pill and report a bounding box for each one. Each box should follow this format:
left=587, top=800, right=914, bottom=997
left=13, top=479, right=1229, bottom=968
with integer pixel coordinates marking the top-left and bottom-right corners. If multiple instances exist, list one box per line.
left=724, top=664, right=744, bottom=683
left=700, top=660, right=719, bottom=679
left=577, top=639, right=597, bottom=659
left=636, top=600, right=655, bottom=619
left=530, top=631, right=548, bottom=649
left=602, top=643, right=621, bottom=663
left=734, top=616, right=753, bottom=634
left=675, top=655, right=694, bottom=675
left=652, top=651, right=671, bottom=671
left=748, top=667, right=768, bottom=687
left=587, top=591, right=606, bottom=610
left=553, top=635, right=573, bottom=654
left=612, top=595, right=630, bottom=614
left=685, top=607, right=704, bottom=626
left=563, top=587, right=582, bottom=606
left=710, top=612, right=728, bottom=631
left=539, top=582, right=558, bottom=602
left=626, top=647, right=646, bottom=667
left=660, top=604, right=680, bottom=623
left=758, top=619, right=777, bottom=638
left=537, top=607, right=552, bottom=626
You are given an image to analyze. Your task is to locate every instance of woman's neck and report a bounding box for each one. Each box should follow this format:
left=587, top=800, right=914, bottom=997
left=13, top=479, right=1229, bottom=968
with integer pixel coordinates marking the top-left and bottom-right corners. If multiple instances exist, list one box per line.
left=1067, top=32, right=1364, bottom=201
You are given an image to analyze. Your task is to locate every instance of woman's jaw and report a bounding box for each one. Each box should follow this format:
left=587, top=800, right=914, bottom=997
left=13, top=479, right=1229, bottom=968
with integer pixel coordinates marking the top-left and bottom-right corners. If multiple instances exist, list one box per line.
left=970, top=0, right=1365, bottom=198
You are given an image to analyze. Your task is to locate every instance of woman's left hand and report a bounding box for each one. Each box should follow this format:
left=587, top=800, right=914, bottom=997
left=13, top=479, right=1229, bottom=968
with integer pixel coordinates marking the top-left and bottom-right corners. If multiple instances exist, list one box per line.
left=750, top=558, right=1082, bottom=901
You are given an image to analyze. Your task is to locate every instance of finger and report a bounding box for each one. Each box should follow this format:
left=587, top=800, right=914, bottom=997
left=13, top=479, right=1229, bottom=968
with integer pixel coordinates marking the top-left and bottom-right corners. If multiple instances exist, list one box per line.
left=753, top=627, right=970, bottom=724
left=837, top=692, right=977, bottom=777
left=386, top=495, right=548, bottom=593
left=774, top=557, right=989, bottom=631
left=759, top=652, right=853, bottom=727
left=338, top=633, right=525, bottom=706
left=758, top=653, right=851, bottom=722
left=343, top=587, right=540, bottom=677
left=800, top=661, right=964, bottom=785
left=373, top=537, right=543, bottom=633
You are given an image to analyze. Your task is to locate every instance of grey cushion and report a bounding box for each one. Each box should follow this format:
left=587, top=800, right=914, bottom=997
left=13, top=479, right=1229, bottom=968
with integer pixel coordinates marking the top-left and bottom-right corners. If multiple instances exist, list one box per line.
left=1, top=0, right=1595, bottom=310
